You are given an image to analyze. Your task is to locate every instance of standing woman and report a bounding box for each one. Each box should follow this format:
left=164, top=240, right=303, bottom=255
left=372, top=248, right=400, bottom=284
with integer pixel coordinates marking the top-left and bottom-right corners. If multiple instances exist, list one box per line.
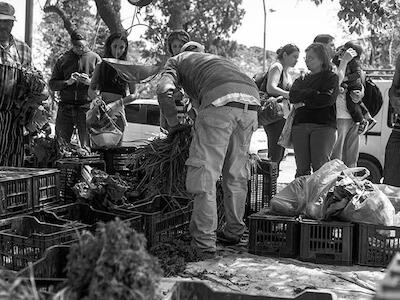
left=262, top=44, right=299, bottom=167
left=289, top=43, right=339, bottom=177
left=88, top=32, right=135, bottom=137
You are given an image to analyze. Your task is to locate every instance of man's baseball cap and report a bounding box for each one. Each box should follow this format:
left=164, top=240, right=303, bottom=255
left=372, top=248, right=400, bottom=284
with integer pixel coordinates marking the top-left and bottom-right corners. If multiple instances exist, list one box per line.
left=0, top=2, right=16, bottom=21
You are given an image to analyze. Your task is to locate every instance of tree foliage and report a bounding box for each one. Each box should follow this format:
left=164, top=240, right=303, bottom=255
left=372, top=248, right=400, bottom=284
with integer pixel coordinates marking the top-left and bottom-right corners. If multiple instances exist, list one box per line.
left=310, top=0, right=400, bottom=67
left=142, top=0, right=245, bottom=58
left=40, top=0, right=109, bottom=71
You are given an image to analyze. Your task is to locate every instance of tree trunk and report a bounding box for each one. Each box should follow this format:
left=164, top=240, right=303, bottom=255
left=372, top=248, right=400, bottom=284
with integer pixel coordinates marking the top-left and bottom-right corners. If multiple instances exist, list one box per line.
left=43, top=5, right=74, bottom=36
left=167, top=3, right=184, bottom=30
left=94, top=0, right=125, bottom=34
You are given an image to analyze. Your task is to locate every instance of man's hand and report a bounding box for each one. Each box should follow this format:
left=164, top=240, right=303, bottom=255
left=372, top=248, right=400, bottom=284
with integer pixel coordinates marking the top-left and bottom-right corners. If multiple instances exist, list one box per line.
left=350, top=90, right=363, bottom=103
left=66, top=77, right=77, bottom=85
left=293, top=102, right=305, bottom=109
left=76, top=73, right=91, bottom=85
left=167, top=124, right=192, bottom=140
left=341, top=48, right=358, bottom=64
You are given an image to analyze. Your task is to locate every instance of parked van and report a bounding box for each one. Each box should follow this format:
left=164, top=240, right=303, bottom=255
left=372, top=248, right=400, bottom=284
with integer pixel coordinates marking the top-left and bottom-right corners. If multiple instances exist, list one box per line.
left=358, top=70, right=397, bottom=183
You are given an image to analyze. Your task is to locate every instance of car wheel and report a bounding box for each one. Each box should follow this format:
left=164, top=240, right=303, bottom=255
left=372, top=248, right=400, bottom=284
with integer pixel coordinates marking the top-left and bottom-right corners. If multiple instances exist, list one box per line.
left=357, top=158, right=382, bottom=183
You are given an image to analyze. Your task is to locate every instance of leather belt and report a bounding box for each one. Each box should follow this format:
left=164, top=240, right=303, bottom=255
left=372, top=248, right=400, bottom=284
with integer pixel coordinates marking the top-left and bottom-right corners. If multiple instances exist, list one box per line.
left=224, top=102, right=259, bottom=111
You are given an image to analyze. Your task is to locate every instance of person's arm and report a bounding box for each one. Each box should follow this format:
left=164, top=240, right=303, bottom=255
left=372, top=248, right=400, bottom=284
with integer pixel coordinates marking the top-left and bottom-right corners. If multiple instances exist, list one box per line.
left=156, top=57, right=181, bottom=128
left=303, top=73, right=339, bottom=109
left=389, top=55, right=400, bottom=114
left=266, top=64, right=289, bottom=98
left=88, top=63, right=102, bottom=100
left=337, top=48, right=358, bottom=85
left=48, top=58, right=76, bottom=91
left=289, top=77, right=316, bottom=104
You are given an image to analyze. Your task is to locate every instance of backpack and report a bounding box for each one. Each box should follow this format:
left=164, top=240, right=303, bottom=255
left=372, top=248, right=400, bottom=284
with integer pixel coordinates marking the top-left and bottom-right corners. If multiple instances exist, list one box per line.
left=253, top=72, right=268, bottom=92
left=362, top=77, right=383, bottom=117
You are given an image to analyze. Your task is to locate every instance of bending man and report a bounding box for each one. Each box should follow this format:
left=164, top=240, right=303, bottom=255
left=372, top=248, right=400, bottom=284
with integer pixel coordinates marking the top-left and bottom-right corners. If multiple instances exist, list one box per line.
left=157, top=42, right=260, bottom=257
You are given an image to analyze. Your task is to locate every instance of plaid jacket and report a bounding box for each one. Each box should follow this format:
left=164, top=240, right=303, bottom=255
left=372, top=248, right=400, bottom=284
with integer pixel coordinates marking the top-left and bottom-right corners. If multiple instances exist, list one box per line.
left=0, top=35, right=32, bottom=67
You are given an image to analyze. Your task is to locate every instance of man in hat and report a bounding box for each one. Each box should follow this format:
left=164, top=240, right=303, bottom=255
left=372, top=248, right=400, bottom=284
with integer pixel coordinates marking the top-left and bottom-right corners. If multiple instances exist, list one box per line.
left=0, top=1, right=31, bottom=66
left=157, top=43, right=260, bottom=258
left=49, top=30, right=101, bottom=150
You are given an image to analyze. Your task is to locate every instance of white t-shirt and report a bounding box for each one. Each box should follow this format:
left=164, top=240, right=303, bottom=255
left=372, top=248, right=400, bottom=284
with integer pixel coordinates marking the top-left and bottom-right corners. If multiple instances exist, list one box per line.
left=336, top=91, right=352, bottom=119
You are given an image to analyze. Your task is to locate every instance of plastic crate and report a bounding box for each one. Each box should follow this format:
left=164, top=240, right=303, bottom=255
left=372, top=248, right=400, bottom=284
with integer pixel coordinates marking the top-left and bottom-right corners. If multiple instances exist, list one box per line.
left=0, top=173, right=33, bottom=216
left=248, top=214, right=300, bottom=258
left=114, top=195, right=193, bottom=248
left=56, top=158, right=105, bottom=203
left=0, top=167, right=60, bottom=209
left=98, top=146, right=136, bottom=174
left=46, top=202, right=143, bottom=232
left=246, top=160, right=278, bottom=214
left=0, top=215, right=79, bottom=270
left=166, top=281, right=337, bottom=300
left=18, top=245, right=69, bottom=293
left=355, top=223, right=400, bottom=267
left=299, top=220, right=353, bottom=266
left=216, top=160, right=278, bottom=227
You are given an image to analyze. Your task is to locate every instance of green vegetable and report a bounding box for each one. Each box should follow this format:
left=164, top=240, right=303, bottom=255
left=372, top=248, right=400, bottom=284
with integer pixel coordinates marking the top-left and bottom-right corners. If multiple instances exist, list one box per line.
left=127, top=124, right=192, bottom=201
left=65, top=219, right=162, bottom=300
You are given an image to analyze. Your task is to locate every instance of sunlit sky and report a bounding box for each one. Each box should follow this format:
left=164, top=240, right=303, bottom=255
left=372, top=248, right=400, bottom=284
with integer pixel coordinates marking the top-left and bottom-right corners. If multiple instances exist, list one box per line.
left=8, top=0, right=359, bottom=68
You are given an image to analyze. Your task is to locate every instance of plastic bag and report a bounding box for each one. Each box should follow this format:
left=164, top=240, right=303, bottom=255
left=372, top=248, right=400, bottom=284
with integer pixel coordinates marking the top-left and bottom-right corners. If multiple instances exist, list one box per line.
left=86, top=99, right=123, bottom=148
left=268, top=175, right=308, bottom=216
left=277, top=108, right=295, bottom=149
left=340, top=181, right=395, bottom=226
left=303, top=159, right=348, bottom=220
left=322, top=168, right=370, bottom=220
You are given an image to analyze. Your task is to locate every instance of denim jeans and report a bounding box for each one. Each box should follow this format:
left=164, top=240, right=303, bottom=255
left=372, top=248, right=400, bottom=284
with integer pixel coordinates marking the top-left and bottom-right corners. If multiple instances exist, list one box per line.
left=187, top=105, right=258, bottom=252
left=331, top=118, right=359, bottom=168
left=383, top=130, right=400, bottom=187
left=263, top=118, right=286, bottom=167
left=292, top=123, right=337, bottom=177
left=55, top=104, right=90, bottom=148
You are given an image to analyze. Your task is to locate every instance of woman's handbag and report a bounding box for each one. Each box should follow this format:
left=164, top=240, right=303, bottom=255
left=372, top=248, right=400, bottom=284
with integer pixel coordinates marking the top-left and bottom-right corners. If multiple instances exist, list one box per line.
left=277, top=107, right=295, bottom=149
left=257, top=94, right=285, bottom=126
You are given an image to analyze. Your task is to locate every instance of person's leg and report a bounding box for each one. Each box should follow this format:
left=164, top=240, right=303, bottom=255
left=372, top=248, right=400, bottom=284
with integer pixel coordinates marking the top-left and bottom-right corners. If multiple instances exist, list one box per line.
left=55, top=104, right=75, bottom=144
left=76, top=105, right=90, bottom=149
left=346, top=91, right=363, bottom=123
left=331, top=118, right=351, bottom=162
left=263, top=118, right=286, bottom=165
left=309, top=125, right=337, bottom=172
left=221, top=109, right=257, bottom=241
left=291, top=124, right=312, bottom=177
left=383, top=130, right=400, bottom=187
left=342, top=120, right=360, bottom=167
left=187, top=106, right=235, bottom=253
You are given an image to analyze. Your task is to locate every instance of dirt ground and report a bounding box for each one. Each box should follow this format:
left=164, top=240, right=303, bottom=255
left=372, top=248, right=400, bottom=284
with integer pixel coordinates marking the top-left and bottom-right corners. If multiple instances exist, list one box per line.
left=159, top=243, right=384, bottom=299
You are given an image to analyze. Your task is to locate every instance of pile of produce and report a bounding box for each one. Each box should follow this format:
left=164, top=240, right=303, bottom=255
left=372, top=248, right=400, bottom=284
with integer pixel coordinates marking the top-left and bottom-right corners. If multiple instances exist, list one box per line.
left=58, top=138, right=93, bottom=158
left=127, top=125, right=193, bottom=200
left=58, top=219, right=162, bottom=300
left=73, top=169, right=131, bottom=210
left=150, top=234, right=203, bottom=277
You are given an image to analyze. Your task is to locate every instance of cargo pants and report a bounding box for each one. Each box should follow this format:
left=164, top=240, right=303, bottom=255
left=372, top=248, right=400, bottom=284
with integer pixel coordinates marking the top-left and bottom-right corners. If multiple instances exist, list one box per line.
left=186, top=104, right=258, bottom=252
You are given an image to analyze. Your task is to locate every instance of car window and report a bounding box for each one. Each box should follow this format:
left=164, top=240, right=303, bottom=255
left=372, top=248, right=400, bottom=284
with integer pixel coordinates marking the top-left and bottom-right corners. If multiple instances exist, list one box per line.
left=146, top=105, right=160, bottom=126
left=125, top=103, right=160, bottom=126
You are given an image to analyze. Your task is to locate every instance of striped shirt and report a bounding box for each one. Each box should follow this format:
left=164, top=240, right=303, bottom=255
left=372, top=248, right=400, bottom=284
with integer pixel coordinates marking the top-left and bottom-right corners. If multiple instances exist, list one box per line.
left=0, top=35, right=32, bottom=67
